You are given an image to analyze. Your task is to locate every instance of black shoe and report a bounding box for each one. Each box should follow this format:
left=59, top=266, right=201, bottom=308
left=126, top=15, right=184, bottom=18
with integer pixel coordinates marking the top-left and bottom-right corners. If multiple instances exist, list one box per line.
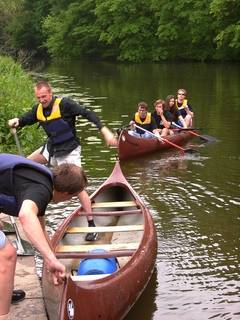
left=85, top=232, right=98, bottom=241
left=11, top=289, right=26, bottom=304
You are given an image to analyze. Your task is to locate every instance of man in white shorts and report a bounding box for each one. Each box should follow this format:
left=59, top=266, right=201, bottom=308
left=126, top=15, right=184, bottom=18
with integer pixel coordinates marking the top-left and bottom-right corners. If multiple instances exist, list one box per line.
left=9, top=81, right=117, bottom=241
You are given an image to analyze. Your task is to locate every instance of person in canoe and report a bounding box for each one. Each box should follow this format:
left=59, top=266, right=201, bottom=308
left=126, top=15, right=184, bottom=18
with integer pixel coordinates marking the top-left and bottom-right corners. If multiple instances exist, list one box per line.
left=8, top=80, right=117, bottom=242
left=166, top=95, right=188, bottom=128
left=129, top=101, right=160, bottom=138
left=174, top=88, right=194, bottom=127
left=152, top=99, right=174, bottom=136
left=0, top=154, right=87, bottom=320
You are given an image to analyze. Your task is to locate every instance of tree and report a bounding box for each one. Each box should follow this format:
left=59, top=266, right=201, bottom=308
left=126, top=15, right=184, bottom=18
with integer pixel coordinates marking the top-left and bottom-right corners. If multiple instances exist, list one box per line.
left=210, top=0, right=240, bottom=60
left=43, top=0, right=104, bottom=59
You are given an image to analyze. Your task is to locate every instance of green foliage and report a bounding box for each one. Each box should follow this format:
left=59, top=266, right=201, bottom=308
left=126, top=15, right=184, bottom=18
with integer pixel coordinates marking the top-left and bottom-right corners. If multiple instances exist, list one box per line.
left=43, top=0, right=104, bottom=58
left=1, top=0, right=240, bottom=62
left=0, top=56, right=45, bottom=154
left=0, top=0, right=23, bottom=55
left=210, top=0, right=240, bottom=59
left=95, top=0, right=160, bottom=61
left=152, top=0, right=216, bottom=61
left=5, top=0, right=50, bottom=59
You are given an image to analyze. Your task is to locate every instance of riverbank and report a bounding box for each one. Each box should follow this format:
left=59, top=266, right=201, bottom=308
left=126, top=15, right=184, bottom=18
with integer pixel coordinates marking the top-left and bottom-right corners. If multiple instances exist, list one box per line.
left=0, top=213, right=47, bottom=319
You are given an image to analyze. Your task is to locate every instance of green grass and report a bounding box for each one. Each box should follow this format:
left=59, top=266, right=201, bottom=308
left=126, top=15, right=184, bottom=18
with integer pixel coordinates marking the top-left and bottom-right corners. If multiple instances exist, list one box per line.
left=0, top=56, right=45, bottom=155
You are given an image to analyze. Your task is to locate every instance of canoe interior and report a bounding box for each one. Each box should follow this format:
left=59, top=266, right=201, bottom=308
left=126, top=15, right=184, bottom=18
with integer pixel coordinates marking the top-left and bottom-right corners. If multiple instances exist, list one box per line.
left=56, top=185, right=144, bottom=276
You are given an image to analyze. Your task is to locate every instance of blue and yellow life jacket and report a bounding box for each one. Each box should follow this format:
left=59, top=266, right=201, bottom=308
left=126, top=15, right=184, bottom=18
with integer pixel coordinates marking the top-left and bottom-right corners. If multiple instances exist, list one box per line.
left=37, top=98, right=74, bottom=145
left=0, top=154, right=52, bottom=215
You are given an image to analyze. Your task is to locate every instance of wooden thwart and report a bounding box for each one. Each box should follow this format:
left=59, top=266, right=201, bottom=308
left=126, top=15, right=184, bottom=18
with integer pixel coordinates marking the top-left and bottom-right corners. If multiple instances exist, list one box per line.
left=66, top=224, right=144, bottom=234
left=79, top=209, right=141, bottom=217
left=56, top=249, right=135, bottom=259
left=71, top=274, right=111, bottom=282
left=56, top=242, right=139, bottom=253
left=92, top=200, right=137, bottom=208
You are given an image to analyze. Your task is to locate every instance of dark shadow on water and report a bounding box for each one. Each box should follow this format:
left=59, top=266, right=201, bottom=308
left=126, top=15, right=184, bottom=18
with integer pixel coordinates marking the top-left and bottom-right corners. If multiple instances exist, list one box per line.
left=124, top=267, right=158, bottom=320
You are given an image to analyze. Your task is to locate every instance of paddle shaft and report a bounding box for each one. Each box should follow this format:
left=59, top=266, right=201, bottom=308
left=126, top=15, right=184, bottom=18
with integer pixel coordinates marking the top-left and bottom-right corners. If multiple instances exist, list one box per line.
left=172, top=122, right=212, bottom=142
left=11, top=128, right=24, bottom=156
left=134, top=124, right=190, bottom=153
left=10, top=216, right=25, bottom=253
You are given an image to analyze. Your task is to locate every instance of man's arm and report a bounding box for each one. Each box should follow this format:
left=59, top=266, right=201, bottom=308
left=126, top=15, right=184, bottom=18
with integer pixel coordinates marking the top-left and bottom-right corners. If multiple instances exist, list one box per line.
left=18, top=200, right=66, bottom=285
left=61, top=97, right=117, bottom=146
left=8, top=106, right=38, bottom=128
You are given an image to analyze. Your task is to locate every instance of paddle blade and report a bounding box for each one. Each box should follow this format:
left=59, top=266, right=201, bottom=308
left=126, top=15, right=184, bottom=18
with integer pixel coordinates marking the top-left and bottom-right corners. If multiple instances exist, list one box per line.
left=184, top=148, right=199, bottom=154
left=199, top=135, right=219, bottom=143
left=2, top=221, right=15, bottom=234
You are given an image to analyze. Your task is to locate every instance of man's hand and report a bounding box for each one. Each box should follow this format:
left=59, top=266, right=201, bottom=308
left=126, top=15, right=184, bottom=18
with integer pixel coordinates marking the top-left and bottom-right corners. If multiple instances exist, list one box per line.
left=101, top=126, right=118, bottom=146
left=153, top=129, right=160, bottom=138
left=46, top=256, right=66, bottom=285
left=8, top=118, right=19, bottom=128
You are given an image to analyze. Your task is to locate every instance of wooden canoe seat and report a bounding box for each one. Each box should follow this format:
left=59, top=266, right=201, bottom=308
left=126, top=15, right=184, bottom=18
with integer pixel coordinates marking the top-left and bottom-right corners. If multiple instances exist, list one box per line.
left=78, top=209, right=141, bottom=217
left=56, top=242, right=139, bottom=253
left=56, top=249, right=135, bottom=259
left=71, top=274, right=111, bottom=282
left=92, top=200, right=137, bottom=208
left=66, top=225, right=144, bottom=234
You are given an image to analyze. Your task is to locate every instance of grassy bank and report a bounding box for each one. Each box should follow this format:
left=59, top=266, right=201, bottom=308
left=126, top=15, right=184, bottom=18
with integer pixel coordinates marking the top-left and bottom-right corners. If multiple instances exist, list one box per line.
left=0, top=56, right=44, bottom=154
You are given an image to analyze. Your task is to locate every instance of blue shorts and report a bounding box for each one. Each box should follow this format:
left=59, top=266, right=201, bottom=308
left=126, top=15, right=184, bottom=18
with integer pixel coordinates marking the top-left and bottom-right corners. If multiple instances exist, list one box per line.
left=0, top=230, right=6, bottom=249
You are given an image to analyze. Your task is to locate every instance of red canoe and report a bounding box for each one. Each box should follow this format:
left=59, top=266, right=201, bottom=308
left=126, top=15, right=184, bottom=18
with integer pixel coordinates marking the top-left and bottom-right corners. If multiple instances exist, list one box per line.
left=42, top=161, right=157, bottom=320
left=118, top=128, right=194, bottom=161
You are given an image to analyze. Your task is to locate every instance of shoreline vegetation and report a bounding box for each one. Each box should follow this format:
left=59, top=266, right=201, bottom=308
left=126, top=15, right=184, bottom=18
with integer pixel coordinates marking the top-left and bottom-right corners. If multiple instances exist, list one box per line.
left=0, top=56, right=44, bottom=154
left=0, top=0, right=239, bottom=64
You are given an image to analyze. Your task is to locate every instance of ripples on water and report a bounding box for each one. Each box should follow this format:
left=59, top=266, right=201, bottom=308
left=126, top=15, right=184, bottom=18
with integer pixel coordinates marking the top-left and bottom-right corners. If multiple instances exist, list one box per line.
left=123, top=155, right=240, bottom=320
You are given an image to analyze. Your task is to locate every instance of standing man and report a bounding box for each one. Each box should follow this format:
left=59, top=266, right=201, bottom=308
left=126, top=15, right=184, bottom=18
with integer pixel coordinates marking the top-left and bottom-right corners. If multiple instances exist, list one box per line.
left=8, top=81, right=117, bottom=241
left=0, top=153, right=88, bottom=320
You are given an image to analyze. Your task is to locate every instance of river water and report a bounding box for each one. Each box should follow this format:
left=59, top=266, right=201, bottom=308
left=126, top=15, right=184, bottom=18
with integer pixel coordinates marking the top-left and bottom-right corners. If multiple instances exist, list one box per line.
left=35, top=61, right=239, bottom=320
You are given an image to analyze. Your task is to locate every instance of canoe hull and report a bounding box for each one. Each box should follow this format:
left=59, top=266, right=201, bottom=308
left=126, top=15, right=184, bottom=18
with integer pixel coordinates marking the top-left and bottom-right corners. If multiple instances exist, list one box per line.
left=118, top=129, right=193, bottom=160
left=42, top=161, right=157, bottom=320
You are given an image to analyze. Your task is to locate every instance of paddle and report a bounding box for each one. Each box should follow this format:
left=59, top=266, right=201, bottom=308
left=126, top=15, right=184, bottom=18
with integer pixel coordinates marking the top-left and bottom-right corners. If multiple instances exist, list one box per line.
left=2, top=220, right=15, bottom=234
left=134, top=124, right=197, bottom=154
left=10, top=216, right=35, bottom=256
left=172, top=127, right=202, bottom=131
left=172, top=122, right=218, bottom=143
left=10, top=128, right=35, bottom=255
left=11, top=128, right=24, bottom=155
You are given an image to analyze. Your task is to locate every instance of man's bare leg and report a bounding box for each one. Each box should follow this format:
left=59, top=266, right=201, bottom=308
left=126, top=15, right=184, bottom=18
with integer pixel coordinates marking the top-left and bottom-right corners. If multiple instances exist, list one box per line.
left=27, top=147, right=47, bottom=164
left=0, top=237, right=17, bottom=316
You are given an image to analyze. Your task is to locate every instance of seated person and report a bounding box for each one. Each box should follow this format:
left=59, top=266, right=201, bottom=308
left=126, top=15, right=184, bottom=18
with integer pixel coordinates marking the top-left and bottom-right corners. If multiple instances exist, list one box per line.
left=175, top=88, right=194, bottom=127
left=152, top=99, right=174, bottom=136
left=129, top=101, right=159, bottom=138
left=166, top=95, right=187, bottom=128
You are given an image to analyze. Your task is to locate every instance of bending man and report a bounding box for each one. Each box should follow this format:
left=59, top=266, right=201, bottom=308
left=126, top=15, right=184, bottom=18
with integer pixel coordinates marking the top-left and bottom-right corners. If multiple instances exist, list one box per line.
left=0, top=153, right=88, bottom=320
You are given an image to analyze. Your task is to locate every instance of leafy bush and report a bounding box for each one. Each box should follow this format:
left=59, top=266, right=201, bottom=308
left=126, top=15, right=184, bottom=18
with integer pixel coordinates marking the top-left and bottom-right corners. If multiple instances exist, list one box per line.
left=0, top=56, right=45, bottom=155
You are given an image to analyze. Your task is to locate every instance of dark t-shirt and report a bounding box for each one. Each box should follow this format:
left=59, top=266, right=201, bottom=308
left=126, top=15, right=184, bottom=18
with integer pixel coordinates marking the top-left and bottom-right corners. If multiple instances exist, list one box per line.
left=0, top=167, right=53, bottom=217
left=152, top=110, right=174, bottom=129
